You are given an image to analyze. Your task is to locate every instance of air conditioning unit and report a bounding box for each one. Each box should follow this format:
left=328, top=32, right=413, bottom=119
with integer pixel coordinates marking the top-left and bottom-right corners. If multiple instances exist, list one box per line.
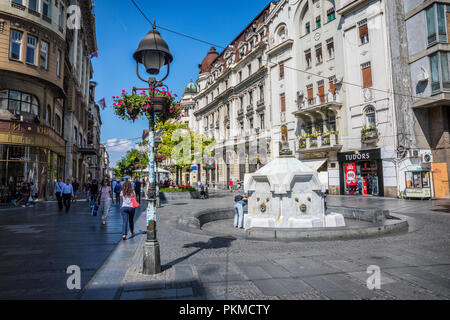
left=422, top=153, right=433, bottom=163
left=408, top=149, right=419, bottom=158
left=333, top=76, right=343, bottom=85
left=417, top=66, right=429, bottom=83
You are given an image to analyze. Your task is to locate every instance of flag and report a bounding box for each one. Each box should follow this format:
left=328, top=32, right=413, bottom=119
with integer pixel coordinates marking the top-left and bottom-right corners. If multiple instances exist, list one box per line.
left=89, top=51, right=98, bottom=59
left=98, top=98, right=107, bottom=110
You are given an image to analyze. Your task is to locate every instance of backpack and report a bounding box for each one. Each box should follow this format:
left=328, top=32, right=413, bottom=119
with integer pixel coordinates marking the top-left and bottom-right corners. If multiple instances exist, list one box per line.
left=114, top=184, right=122, bottom=193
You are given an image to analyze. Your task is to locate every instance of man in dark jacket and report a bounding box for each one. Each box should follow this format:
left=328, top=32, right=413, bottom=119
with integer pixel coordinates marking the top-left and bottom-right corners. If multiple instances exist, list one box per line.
left=134, top=179, right=141, bottom=203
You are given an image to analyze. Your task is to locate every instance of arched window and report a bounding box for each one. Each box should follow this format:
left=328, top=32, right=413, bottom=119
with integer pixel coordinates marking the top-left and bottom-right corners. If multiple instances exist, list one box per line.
left=0, top=89, right=39, bottom=115
left=364, top=106, right=376, bottom=126
left=277, top=25, right=287, bottom=42
left=46, top=105, right=51, bottom=124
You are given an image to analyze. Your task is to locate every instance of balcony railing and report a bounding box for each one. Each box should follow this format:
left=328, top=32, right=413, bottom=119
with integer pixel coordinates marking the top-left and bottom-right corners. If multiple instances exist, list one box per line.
left=361, top=127, right=379, bottom=143
left=298, top=93, right=342, bottom=110
left=257, top=98, right=265, bottom=106
left=298, top=133, right=340, bottom=151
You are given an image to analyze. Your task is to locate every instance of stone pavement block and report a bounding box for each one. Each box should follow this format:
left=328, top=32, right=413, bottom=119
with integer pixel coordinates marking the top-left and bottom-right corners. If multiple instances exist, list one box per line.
left=380, top=281, right=440, bottom=300
left=258, top=261, right=292, bottom=279
left=383, top=267, right=450, bottom=298
left=120, top=288, right=177, bottom=300
left=323, top=290, right=360, bottom=300
left=348, top=271, right=396, bottom=286
left=323, top=273, right=382, bottom=300
left=251, top=279, right=290, bottom=297
left=176, top=287, right=194, bottom=298
left=196, top=264, right=226, bottom=283
left=323, top=260, right=363, bottom=273
left=301, top=276, right=343, bottom=292
left=174, top=265, right=196, bottom=283
left=236, top=264, right=272, bottom=280
left=276, top=278, right=314, bottom=295
left=123, top=280, right=166, bottom=292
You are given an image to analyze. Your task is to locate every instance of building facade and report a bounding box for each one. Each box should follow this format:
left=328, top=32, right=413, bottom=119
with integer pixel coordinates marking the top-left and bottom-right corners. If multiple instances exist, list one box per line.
left=182, top=0, right=449, bottom=198
left=0, top=0, right=99, bottom=202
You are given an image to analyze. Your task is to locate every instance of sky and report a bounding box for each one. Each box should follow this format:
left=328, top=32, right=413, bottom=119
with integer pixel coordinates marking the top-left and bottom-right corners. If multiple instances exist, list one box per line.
left=92, top=0, right=273, bottom=166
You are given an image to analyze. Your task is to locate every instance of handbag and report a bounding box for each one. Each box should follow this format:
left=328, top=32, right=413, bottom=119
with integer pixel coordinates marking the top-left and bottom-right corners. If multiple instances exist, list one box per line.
left=92, top=203, right=99, bottom=216
left=131, top=195, right=140, bottom=209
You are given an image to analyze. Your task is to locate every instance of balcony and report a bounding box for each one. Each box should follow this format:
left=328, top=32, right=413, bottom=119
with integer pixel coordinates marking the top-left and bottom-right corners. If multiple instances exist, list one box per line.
left=298, top=132, right=341, bottom=153
left=294, top=93, right=343, bottom=116
left=361, top=126, right=379, bottom=144
left=257, top=98, right=265, bottom=106
left=237, top=109, right=244, bottom=120
left=246, top=104, right=254, bottom=112
left=224, top=115, right=230, bottom=123
left=215, top=120, right=220, bottom=129
left=79, top=144, right=99, bottom=156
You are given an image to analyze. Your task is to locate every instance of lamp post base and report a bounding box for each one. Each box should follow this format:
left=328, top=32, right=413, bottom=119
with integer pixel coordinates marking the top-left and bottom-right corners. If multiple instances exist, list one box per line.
left=143, top=240, right=161, bottom=275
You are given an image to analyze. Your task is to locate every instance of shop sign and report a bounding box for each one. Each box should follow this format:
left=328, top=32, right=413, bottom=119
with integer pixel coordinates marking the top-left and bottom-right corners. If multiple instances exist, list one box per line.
left=345, top=163, right=357, bottom=186
left=406, top=188, right=431, bottom=198
left=338, top=149, right=381, bottom=162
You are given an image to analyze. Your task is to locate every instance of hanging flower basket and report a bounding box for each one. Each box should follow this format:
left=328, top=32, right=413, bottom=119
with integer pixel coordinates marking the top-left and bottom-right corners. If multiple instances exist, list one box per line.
left=112, top=89, right=182, bottom=123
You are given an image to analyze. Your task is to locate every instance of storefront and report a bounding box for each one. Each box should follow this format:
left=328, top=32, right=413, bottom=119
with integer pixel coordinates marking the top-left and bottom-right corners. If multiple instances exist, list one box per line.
left=405, top=170, right=432, bottom=199
left=0, top=121, right=66, bottom=203
left=338, top=149, right=384, bottom=197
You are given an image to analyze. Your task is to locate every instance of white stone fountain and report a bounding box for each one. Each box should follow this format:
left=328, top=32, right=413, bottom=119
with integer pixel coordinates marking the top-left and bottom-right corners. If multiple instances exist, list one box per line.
left=244, top=153, right=345, bottom=230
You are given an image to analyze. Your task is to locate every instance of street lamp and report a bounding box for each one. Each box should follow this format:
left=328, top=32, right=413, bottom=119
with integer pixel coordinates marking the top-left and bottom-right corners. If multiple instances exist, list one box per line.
left=133, top=21, right=173, bottom=275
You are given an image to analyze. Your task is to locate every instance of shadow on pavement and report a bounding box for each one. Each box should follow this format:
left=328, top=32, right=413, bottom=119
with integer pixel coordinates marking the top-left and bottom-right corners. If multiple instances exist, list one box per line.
left=162, top=236, right=235, bottom=271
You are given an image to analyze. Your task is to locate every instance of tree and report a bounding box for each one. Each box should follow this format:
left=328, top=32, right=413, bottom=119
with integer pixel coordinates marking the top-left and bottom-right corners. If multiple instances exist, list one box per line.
left=114, top=148, right=149, bottom=178
left=154, top=122, right=215, bottom=185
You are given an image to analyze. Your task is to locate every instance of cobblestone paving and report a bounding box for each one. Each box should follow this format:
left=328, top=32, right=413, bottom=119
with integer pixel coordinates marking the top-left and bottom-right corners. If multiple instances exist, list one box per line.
left=118, top=194, right=450, bottom=300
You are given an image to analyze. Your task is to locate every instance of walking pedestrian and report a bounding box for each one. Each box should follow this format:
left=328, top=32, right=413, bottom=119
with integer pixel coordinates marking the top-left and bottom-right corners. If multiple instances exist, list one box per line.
left=72, top=180, right=80, bottom=203
left=89, top=180, right=99, bottom=208
left=98, top=180, right=114, bottom=225
left=120, top=182, right=136, bottom=241
left=62, top=179, right=74, bottom=212
left=84, top=180, right=91, bottom=202
left=54, top=178, right=64, bottom=211
left=233, top=194, right=248, bottom=229
left=237, top=180, right=242, bottom=192
left=114, top=180, right=122, bottom=207
left=228, top=179, right=233, bottom=192
left=134, top=178, right=141, bottom=203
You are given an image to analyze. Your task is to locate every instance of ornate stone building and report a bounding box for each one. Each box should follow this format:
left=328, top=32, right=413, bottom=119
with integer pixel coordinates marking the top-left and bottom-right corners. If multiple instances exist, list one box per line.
left=0, top=0, right=99, bottom=202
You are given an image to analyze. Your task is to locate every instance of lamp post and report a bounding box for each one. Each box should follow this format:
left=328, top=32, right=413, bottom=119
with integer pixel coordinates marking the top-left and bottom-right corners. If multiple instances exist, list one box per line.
left=133, top=22, right=173, bottom=275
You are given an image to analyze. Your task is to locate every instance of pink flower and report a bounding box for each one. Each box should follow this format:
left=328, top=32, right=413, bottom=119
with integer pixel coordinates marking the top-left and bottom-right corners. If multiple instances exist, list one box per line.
left=113, top=103, right=117, bottom=106
left=146, top=104, right=150, bottom=108
left=146, top=96, right=150, bottom=100
left=169, top=110, right=173, bottom=114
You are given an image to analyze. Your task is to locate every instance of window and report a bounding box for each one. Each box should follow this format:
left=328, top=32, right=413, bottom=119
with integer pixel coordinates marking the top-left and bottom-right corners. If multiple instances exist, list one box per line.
left=259, top=86, right=264, bottom=101
left=316, top=16, right=321, bottom=29
left=55, top=114, right=61, bottom=134
left=79, top=133, right=82, bottom=147
left=239, top=71, right=242, bottom=82
left=315, top=44, right=323, bottom=65
left=361, top=62, right=373, bottom=88
left=426, top=4, right=448, bottom=45
left=326, top=38, right=335, bottom=59
left=40, top=41, right=49, bottom=70
left=248, top=64, right=252, bottom=75
left=249, top=91, right=253, bottom=105
left=0, top=90, right=39, bottom=115
left=29, top=0, right=38, bottom=11
left=42, top=0, right=51, bottom=18
left=327, top=8, right=336, bottom=22
left=9, top=30, right=23, bottom=61
left=240, top=96, right=244, bottom=109
left=280, top=93, right=286, bottom=112
left=364, top=106, right=376, bottom=126
left=260, top=113, right=265, bottom=130
left=305, top=22, right=311, bottom=35
left=328, top=115, right=336, bottom=132
left=318, top=80, right=325, bottom=104
left=58, top=5, right=65, bottom=28
left=307, top=84, right=314, bottom=104
left=73, top=127, right=78, bottom=144
left=13, top=0, right=23, bottom=4
left=46, top=105, right=51, bottom=124
left=430, top=51, right=450, bottom=92
left=258, top=57, right=262, bottom=68
left=358, top=19, right=369, bottom=45
left=56, top=50, right=61, bottom=77
left=305, top=49, right=312, bottom=69
left=329, top=76, right=337, bottom=95
left=279, top=63, right=285, bottom=80
left=26, top=35, right=37, bottom=65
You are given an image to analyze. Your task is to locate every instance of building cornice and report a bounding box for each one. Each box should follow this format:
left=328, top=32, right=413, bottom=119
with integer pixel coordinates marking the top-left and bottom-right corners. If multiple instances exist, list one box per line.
left=266, top=39, right=293, bottom=57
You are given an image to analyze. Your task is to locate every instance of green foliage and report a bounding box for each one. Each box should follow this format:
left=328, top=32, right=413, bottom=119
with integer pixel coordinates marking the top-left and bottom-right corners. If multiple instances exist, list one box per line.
left=114, top=148, right=149, bottom=178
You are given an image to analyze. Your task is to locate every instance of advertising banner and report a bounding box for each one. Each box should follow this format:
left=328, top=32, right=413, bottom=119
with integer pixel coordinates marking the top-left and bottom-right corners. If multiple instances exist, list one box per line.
left=345, top=163, right=357, bottom=187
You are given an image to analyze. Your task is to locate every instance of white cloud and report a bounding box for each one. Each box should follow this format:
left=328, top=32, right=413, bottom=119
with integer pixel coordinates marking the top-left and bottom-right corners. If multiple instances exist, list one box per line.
left=106, top=138, right=133, bottom=153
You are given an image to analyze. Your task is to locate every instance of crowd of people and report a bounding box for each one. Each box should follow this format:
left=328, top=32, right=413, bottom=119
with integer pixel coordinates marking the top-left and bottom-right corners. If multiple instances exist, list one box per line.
left=12, top=181, right=38, bottom=207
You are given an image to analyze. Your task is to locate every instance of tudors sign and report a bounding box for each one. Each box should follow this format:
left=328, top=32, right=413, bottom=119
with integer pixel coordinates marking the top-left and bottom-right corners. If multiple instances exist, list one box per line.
left=338, top=149, right=381, bottom=162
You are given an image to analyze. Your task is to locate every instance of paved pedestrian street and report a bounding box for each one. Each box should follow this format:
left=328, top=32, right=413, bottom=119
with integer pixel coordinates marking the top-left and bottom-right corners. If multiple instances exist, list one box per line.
left=0, top=195, right=449, bottom=300
left=0, top=200, right=144, bottom=300
left=89, top=194, right=449, bottom=300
